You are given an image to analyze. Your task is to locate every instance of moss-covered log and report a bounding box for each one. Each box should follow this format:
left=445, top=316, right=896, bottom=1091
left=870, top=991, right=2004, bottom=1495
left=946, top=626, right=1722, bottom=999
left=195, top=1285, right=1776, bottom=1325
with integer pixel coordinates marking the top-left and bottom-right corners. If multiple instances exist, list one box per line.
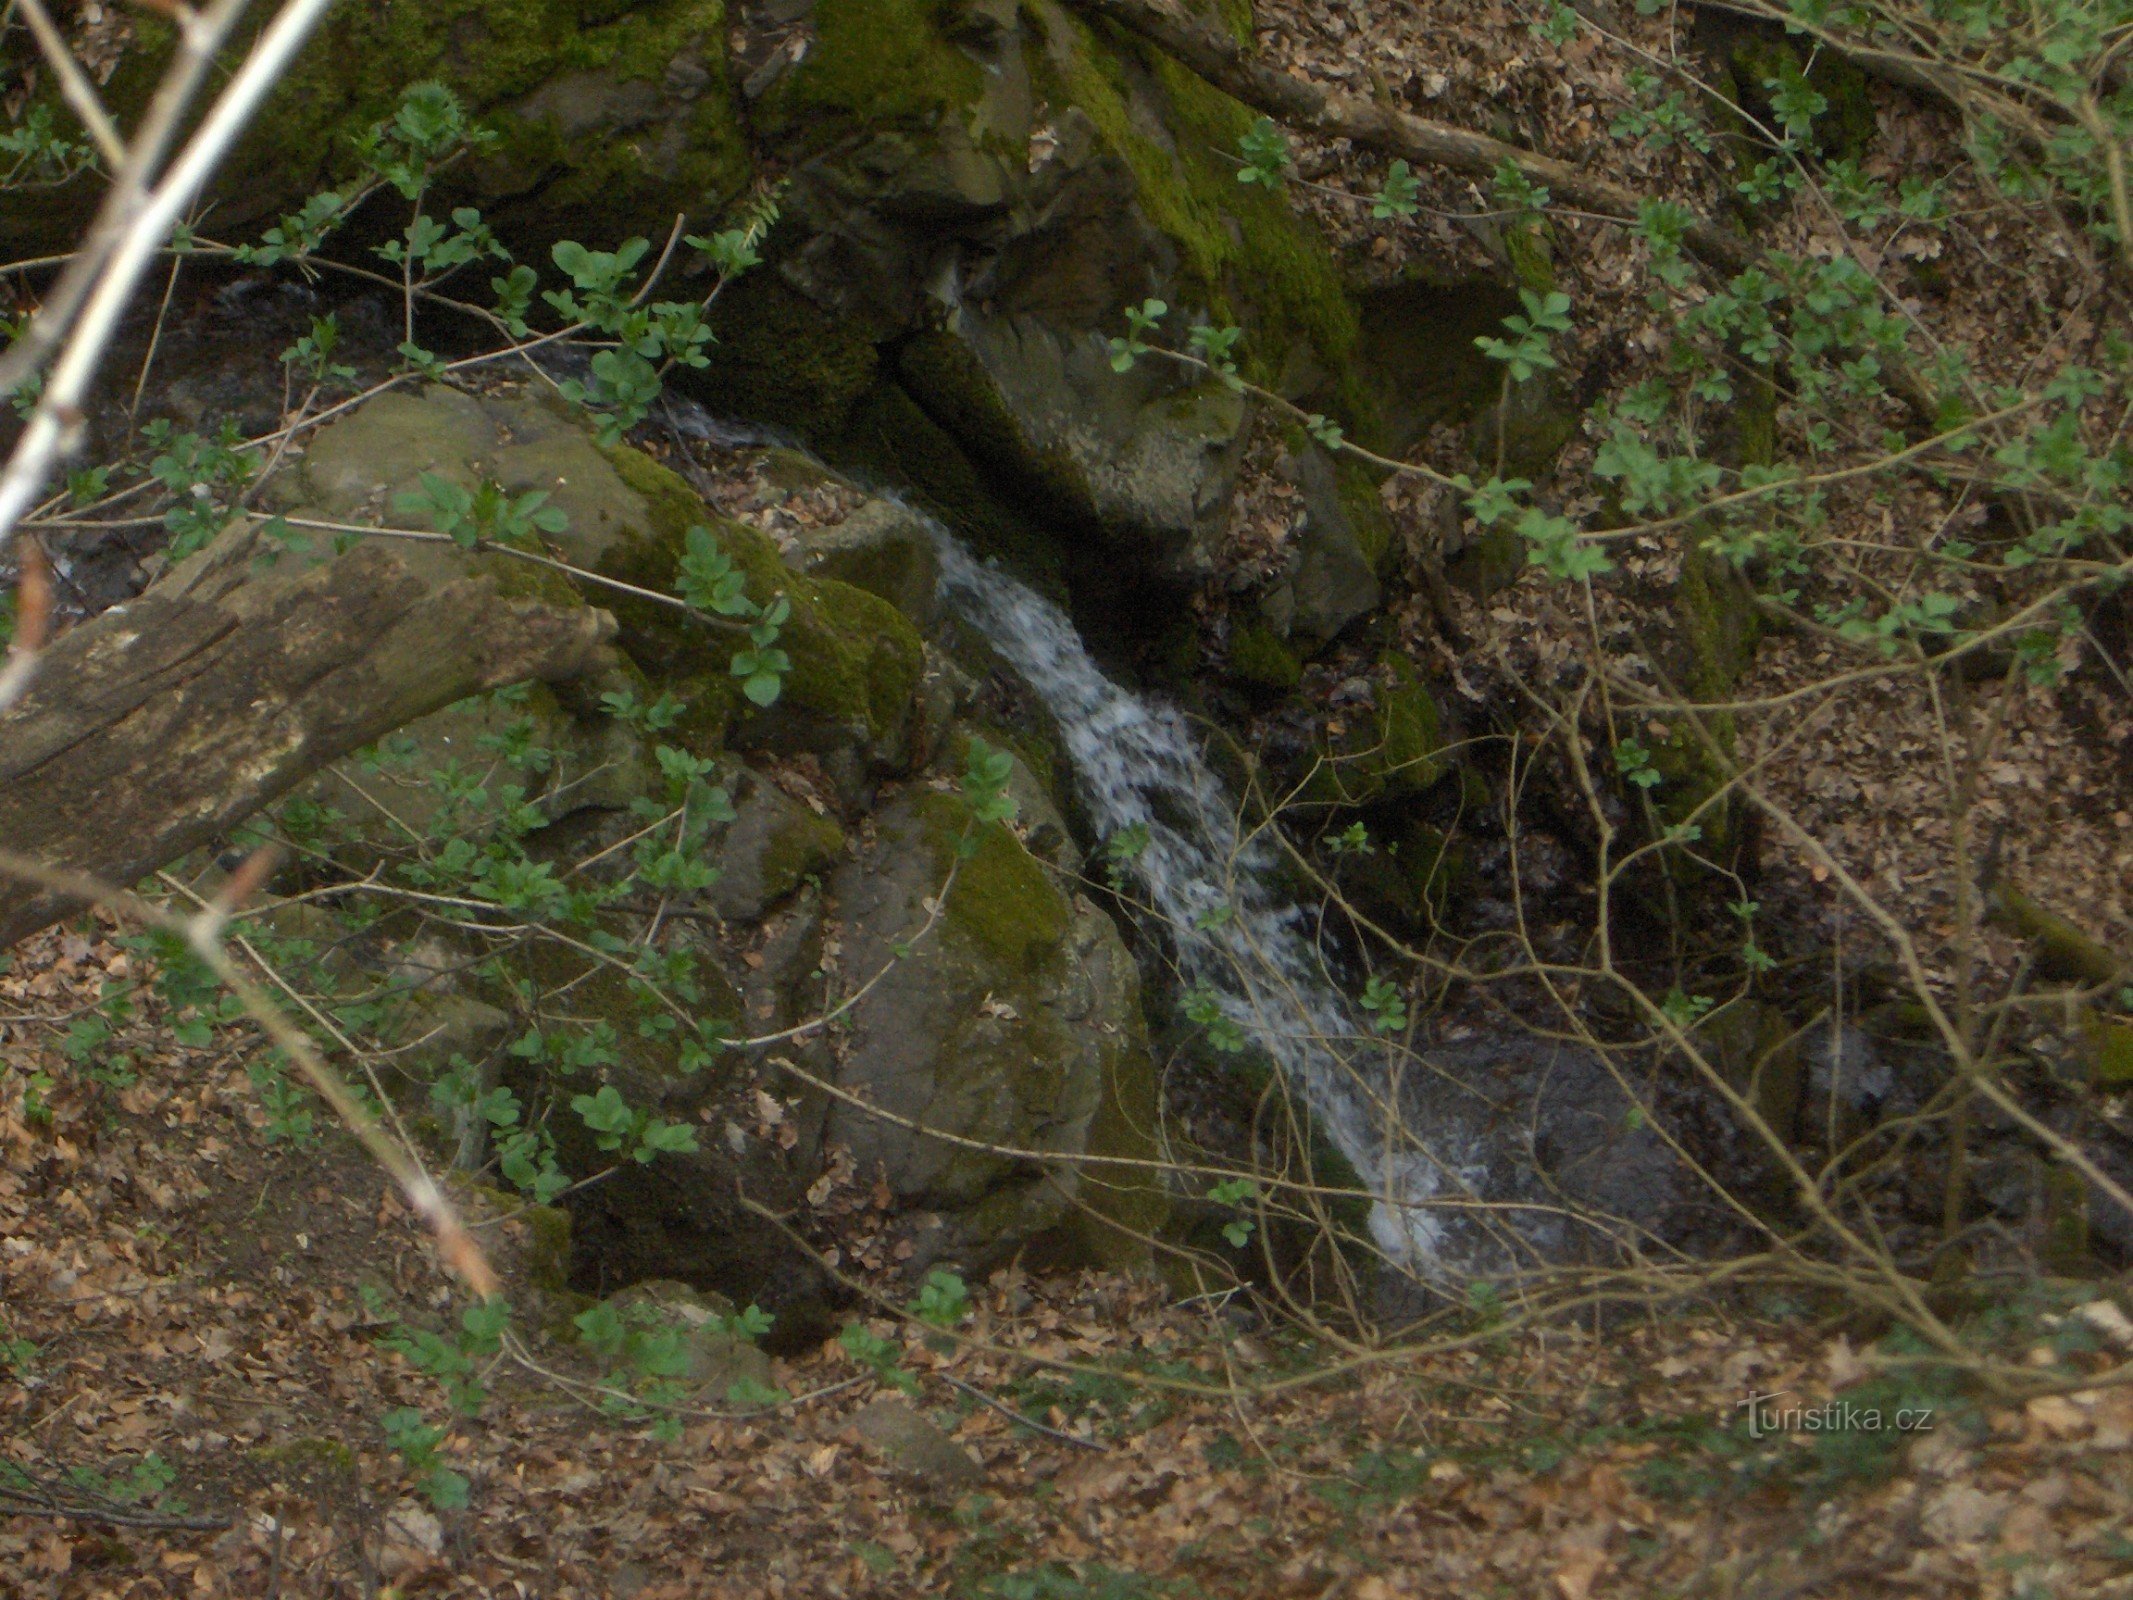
left=0, top=522, right=613, bottom=948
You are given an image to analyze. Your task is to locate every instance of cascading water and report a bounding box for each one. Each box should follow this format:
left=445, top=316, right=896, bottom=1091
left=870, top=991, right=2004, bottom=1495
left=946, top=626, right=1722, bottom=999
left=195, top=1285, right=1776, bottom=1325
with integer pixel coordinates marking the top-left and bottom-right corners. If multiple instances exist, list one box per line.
left=929, top=536, right=1483, bottom=1268
left=655, top=393, right=1483, bottom=1270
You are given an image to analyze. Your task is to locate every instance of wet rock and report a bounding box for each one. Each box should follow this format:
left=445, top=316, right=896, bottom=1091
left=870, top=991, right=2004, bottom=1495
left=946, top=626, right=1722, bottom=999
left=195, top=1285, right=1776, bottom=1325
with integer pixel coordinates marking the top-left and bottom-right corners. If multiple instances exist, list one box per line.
left=783, top=498, right=942, bottom=628
left=898, top=312, right=1252, bottom=577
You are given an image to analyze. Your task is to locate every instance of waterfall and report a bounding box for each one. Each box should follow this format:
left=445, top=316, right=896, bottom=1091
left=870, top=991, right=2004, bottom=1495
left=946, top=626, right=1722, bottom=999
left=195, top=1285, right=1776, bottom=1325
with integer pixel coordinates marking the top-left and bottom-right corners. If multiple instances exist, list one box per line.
left=930, top=537, right=1479, bottom=1268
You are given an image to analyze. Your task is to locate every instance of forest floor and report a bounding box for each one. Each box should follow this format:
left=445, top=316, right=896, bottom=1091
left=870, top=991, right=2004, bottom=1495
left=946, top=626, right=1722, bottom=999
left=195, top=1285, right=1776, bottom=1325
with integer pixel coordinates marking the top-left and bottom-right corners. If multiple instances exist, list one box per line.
left=5, top=923, right=2133, bottom=1600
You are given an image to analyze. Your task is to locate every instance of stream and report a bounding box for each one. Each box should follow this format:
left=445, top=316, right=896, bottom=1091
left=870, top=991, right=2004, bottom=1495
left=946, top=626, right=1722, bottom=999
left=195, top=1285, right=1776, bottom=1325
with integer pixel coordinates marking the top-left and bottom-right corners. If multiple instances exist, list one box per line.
left=929, top=532, right=1479, bottom=1270
left=655, top=393, right=1474, bottom=1266
left=655, top=394, right=1697, bottom=1285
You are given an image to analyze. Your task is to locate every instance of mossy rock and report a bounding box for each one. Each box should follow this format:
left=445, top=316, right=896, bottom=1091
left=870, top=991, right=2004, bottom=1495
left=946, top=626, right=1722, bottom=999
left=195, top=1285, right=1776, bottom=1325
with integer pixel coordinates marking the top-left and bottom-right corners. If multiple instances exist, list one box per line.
left=820, top=774, right=1166, bottom=1265
left=1029, top=4, right=1359, bottom=382
left=5, top=1, right=752, bottom=260
left=707, top=764, right=848, bottom=922
left=1303, top=653, right=1449, bottom=807
left=693, top=273, right=884, bottom=443
left=2084, top=1012, right=2133, bottom=1088
left=274, top=386, right=928, bottom=784
left=915, top=790, right=1072, bottom=972
left=751, top=0, right=987, bottom=140
left=1227, top=623, right=1303, bottom=692
left=1334, top=816, right=1469, bottom=937
left=897, top=307, right=1253, bottom=575
left=596, top=445, right=928, bottom=777
left=1694, top=999, right=1804, bottom=1151
left=1651, top=544, right=1763, bottom=851
left=1268, top=445, right=1384, bottom=644
left=285, top=677, right=658, bottom=873
left=1988, top=886, right=2124, bottom=988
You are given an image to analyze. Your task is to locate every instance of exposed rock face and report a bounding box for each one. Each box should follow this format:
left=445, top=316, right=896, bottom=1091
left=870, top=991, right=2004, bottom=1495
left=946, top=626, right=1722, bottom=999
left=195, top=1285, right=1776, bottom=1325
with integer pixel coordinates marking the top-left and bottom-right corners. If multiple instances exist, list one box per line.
left=700, top=0, right=1358, bottom=576
left=1, top=0, right=751, bottom=262
left=824, top=778, right=1164, bottom=1271
left=1261, top=445, right=1385, bottom=646
left=13, top=0, right=1361, bottom=581
left=249, top=387, right=1165, bottom=1331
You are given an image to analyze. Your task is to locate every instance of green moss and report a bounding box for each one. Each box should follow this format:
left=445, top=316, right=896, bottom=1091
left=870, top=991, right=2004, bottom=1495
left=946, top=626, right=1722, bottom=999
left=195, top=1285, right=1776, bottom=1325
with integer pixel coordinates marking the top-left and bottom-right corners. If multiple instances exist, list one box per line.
left=916, top=795, right=1072, bottom=972
left=756, top=0, right=987, bottom=136
left=1676, top=545, right=1761, bottom=706
left=1989, top=886, right=2124, bottom=987
left=257, top=1437, right=358, bottom=1478
left=2043, top=1159, right=2091, bottom=1274
left=1471, top=373, right=1578, bottom=478
left=1353, top=278, right=1522, bottom=457
left=1650, top=544, right=1760, bottom=845
left=238, top=0, right=745, bottom=249
left=755, top=809, right=848, bottom=902
left=6, top=1, right=751, bottom=259
left=600, top=445, right=926, bottom=742
left=1034, top=11, right=1359, bottom=384
left=1302, top=653, right=1448, bottom=806
left=1393, top=820, right=1468, bottom=919
left=1064, top=1030, right=1170, bottom=1268
left=1228, top=623, right=1303, bottom=691
left=523, top=1201, right=575, bottom=1292
left=1374, top=653, right=1447, bottom=793
left=1334, top=459, right=1394, bottom=570
left=1209, top=0, right=1256, bottom=46
left=698, top=272, right=886, bottom=440
left=1695, top=1000, right=1803, bottom=1146
left=2086, top=1015, right=2133, bottom=1088
left=1501, top=219, right=1556, bottom=294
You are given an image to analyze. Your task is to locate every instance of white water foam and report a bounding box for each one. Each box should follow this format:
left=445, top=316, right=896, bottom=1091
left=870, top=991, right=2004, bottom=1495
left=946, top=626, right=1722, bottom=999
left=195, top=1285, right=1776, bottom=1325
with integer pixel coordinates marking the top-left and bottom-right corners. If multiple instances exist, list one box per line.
left=931, top=536, right=1480, bottom=1265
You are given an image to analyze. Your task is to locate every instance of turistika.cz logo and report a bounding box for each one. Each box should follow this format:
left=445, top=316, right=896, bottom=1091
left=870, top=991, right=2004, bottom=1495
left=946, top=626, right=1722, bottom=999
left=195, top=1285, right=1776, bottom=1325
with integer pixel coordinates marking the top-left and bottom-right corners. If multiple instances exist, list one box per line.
left=1738, top=1391, right=1935, bottom=1439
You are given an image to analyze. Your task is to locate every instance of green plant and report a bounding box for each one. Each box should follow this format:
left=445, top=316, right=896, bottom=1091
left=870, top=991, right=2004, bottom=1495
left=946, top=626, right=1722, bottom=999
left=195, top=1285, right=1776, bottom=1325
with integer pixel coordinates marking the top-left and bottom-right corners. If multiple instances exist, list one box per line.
left=1358, top=975, right=1407, bottom=1035
left=1474, top=289, right=1573, bottom=384
left=840, top=1321, right=918, bottom=1395
left=1103, top=823, right=1151, bottom=890
left=1208, top=1178, right=1260, bottom=1248
left=910, top=1270, right=972, bottom=1330
left=380, top=1407, right=470, bottom=1511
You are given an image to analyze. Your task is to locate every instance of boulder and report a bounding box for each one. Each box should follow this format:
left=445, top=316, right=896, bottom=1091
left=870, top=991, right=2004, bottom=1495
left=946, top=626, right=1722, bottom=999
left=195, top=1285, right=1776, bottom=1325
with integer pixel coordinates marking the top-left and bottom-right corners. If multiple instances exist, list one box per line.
left=270, top=385, right=930, bottom=798
left=781, top=497, right=943, bottom=629
left=896, top=313, right=1252, bottom=577
left=1260, top=445, right=1385, bottom=646
left=2, top=0, right=752, bottom=261
left=846, top=1397, right=985, bottom=1489
left=822, top=761, right=1167, bottom=1270
left=696, top=0, right=1362, bottom=572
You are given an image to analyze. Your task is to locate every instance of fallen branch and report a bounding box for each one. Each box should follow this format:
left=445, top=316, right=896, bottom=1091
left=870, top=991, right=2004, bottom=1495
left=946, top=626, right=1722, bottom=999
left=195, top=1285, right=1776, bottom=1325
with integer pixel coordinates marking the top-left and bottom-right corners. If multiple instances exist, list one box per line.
left=0, top=517, right=614, bottom=948
left=0, top=1473, right=230, bottom=1533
